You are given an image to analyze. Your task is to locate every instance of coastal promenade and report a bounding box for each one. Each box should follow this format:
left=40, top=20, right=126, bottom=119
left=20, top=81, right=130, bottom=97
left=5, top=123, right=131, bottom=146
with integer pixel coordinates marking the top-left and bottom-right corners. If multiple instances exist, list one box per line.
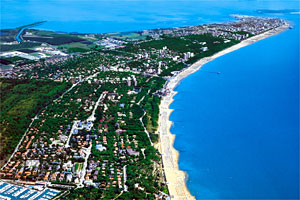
left=158, top=22, right=289, bottom=200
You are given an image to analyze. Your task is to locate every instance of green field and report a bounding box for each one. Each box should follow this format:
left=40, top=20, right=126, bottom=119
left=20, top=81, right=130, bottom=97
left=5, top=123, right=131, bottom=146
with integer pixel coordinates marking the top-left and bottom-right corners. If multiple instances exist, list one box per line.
left=0, top=42, right=41, bottom=52
left=57, top=42, right=95, bottom=53
left=105, top=31, right=147, bottom=40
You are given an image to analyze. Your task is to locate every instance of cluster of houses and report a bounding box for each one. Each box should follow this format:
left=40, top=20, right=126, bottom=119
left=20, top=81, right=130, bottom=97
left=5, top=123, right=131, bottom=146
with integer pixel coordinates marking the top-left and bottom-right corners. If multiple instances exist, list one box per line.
left=0, top=16, right=287, bottom=199
left=95, top=38, right=127, bottom=49
left=2, top=16, right=286, bottom=82
left=145, top=15, right=286, bottom=41
left=0, top=73, right=149, bottom=194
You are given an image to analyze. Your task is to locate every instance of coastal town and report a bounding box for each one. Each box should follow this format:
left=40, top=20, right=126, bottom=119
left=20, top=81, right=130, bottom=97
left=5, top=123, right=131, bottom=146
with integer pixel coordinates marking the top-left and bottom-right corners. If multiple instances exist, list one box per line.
left=0, top=15, right=289, bottom=199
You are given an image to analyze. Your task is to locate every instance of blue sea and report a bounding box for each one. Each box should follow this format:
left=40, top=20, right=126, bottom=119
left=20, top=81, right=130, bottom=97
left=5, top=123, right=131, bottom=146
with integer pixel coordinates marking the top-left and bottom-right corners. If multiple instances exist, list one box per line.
left=171, top=14, right=300, bottom=199
left=2, top=0, right=299, bottom=199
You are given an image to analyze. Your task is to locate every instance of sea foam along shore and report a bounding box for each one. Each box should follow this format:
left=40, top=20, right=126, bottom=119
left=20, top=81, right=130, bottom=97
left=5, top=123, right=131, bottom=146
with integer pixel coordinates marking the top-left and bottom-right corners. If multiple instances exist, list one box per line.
left=157, top=22, right=289, bottom=200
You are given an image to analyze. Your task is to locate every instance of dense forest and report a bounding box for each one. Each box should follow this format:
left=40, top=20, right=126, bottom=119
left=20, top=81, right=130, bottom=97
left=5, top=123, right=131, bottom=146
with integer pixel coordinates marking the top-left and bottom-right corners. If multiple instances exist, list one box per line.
left=0, top=29, right=241, bottom=199
left=0, top=78, right=71, bottom=167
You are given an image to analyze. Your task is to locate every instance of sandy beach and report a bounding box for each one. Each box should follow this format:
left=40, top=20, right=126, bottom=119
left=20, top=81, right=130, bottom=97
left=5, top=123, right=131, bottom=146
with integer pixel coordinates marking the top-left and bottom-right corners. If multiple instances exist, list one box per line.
left=157, top=22, right=289, bottom=200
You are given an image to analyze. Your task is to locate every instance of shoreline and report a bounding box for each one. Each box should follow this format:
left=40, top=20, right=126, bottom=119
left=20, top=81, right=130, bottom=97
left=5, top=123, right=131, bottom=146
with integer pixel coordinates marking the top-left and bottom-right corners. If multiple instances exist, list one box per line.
left=157, top=22, right=289, bottom=200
